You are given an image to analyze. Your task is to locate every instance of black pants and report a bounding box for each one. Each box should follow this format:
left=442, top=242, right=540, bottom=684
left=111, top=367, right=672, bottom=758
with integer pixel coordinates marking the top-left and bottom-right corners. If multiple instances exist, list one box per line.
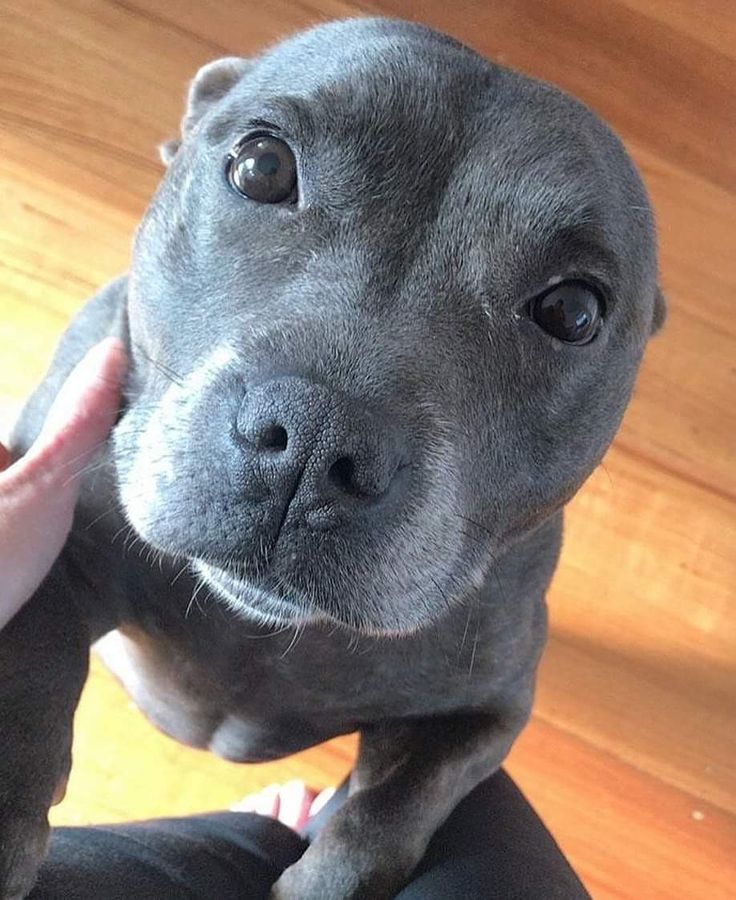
left=30, top=770, right=590, bottom=899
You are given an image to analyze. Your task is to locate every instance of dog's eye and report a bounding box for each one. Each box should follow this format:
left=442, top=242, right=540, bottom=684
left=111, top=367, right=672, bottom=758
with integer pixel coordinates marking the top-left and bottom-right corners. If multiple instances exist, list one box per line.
left=530, top=281, right=603, bottom=345
left=226, top=135, right=297, bottom=204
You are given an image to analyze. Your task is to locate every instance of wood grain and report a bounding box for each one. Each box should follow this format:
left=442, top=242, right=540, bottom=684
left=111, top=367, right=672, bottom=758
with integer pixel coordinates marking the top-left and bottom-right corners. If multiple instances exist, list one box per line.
left=1, top=1, right=734, bottom=897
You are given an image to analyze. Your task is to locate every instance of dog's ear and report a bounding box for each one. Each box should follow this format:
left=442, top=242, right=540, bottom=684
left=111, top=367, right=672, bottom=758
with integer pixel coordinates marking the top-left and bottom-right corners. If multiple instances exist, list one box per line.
left=159, top=57, right=251, bottom=166
left=181, top=57, right=251, bottom=136
left=651, top=285, right=667, bottom=335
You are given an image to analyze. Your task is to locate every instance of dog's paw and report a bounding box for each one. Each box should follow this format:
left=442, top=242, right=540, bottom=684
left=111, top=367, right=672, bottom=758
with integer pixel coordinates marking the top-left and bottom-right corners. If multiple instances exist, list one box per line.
left=270, top=855, right=403, bottom=900
left=0, top=812, right=49, bottom=900
left=270, top=864, right=339, bottom=900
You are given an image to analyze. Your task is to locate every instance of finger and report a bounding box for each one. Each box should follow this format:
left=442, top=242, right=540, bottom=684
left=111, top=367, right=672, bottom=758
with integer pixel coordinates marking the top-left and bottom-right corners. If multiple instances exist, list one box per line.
left=8, top=338, right=127, bottom=489
left=0, top=441, right=10, bottom=472
left=30, top=337, right=127, bottom=478
left=0, top=339, right=127, bottom=631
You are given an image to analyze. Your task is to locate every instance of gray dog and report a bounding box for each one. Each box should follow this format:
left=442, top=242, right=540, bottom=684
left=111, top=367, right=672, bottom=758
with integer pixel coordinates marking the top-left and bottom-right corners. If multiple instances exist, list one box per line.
left=1, top=17, right=664, bottom=899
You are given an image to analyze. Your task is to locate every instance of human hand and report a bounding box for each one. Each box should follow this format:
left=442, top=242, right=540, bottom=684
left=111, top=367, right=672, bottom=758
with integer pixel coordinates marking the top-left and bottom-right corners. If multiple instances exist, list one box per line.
left=0, top=338, right=127, bottom=631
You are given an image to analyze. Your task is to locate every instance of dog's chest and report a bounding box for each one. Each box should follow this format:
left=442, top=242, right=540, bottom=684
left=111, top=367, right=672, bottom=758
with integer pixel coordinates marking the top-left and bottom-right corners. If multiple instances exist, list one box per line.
left=94, top=610, right=505, bottom=764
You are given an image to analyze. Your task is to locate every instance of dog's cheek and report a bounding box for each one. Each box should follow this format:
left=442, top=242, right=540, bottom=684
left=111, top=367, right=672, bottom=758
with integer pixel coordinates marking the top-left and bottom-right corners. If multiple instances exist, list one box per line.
left=111, top=408, right=179, bottom=545
left=455, top=349, right=620, bottom=541
left=112, top=345, right=245, bottom=548
left=112, top=388, right=206, bottom=547
left=509, top=362, right=635, bottom=528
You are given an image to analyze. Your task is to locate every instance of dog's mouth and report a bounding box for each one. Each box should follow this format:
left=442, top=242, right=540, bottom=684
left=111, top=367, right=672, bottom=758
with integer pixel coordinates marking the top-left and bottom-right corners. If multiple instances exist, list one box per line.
left=193, top=559, right=316, bottom=627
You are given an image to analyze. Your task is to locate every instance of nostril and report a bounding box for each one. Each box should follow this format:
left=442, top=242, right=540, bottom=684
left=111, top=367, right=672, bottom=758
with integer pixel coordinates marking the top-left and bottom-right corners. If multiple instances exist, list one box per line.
left=328, top=456, right=359, bottom=495
left=257, top=424, right=288, bottom=452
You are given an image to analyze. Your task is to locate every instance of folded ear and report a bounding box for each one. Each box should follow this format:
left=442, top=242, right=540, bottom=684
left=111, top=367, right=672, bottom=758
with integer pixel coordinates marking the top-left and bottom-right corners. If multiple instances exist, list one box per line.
left=651, top=285, right=667, bottom=335
left=159, top=56, right=251, bottom=166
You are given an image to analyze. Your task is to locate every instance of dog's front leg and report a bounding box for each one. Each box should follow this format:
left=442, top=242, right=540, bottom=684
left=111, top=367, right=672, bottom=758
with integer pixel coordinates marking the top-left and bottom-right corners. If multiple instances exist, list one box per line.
left=271, top=707, right=529, bottom=900
left=0, top=561, right=89, bottom=899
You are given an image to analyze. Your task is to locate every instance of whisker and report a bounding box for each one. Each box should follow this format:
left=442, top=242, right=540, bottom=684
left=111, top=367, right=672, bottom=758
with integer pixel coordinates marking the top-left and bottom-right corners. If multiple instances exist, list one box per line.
left=58, top=443, right=113, bottom=487
left=241, top=622, right=294, bottom=640
left=600, top=461, right=614, bottom=489
left=279, top=623, right=303, bottom=659
left=186, top=577, right=206, bottom=619
left=429, top=574, right=452, bottom=614
left=131, top=340, right=184, bottom=387
left=85, top=502, right=123, bottom=531
left=67, top=458, right=112, bottom=485
left=467, top=607, right=481, bottom=681
left=458, top=598, right=473, bottom=660
left=455, top=513, right=493, bottom=539
left=170, top=561, right=190, bottom=587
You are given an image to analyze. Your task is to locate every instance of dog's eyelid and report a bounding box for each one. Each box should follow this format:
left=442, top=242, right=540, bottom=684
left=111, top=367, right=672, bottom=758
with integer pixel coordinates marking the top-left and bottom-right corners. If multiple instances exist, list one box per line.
left=243, top=117, right=283, bottom=135
left=537, top=227, right=620, bottom=305
left=229, top=121, right=287, bottom=155
left=228, top=121, right=305, bottom=171
left=244, top=96, right=315, bottom=146
left=514, top=273, right=610, bottom=313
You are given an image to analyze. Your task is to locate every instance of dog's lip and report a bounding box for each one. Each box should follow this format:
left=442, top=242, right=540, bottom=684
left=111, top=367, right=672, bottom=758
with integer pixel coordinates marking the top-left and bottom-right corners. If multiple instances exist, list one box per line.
left=194, top=559, right=306, bottom=619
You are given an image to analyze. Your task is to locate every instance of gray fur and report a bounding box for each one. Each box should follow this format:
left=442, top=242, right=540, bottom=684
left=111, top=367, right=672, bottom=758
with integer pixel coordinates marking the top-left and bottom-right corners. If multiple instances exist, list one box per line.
left=1, top=18, right=662, bottom=899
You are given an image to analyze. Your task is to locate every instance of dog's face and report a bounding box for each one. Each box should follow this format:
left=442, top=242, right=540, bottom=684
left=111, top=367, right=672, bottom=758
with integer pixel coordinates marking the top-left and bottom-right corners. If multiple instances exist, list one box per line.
left=113, top=19, right=663, bottom=635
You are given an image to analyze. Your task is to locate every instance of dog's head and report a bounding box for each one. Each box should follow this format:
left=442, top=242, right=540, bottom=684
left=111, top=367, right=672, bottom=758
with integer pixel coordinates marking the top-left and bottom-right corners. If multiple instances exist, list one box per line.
left=114, top=18, right=664, bottom=635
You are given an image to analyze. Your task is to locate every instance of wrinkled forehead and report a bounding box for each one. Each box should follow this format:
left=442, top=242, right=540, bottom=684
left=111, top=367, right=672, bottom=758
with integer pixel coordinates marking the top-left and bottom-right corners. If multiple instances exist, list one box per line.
left=206, top=21, right=652, bottom=284
left=217, top=22, right=492, bottom=145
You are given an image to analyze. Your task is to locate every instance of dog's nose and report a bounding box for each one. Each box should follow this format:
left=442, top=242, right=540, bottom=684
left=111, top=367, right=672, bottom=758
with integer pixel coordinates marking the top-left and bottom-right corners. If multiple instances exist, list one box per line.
left=235, top=377, right=406, bottom=522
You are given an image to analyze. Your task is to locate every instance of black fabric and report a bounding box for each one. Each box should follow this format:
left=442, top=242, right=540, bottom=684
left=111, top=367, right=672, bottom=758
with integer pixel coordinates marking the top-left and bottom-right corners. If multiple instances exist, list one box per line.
left=30, top=770, right=590, bottom=899
left=397, top=771, right=589, bottom=899
left=31, top=814, right=306, bottom=899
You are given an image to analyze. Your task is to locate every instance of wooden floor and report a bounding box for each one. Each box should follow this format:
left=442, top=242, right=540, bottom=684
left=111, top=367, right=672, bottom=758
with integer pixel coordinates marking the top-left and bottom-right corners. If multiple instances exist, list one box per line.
left=1, top=1, right=734, bottom=897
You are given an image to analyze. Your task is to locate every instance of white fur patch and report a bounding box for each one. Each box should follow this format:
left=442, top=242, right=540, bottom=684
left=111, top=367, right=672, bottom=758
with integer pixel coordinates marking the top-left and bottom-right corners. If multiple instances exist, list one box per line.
left=94, top=630, right=143, bottom=692
left=121, top=344, right=238, bottom=529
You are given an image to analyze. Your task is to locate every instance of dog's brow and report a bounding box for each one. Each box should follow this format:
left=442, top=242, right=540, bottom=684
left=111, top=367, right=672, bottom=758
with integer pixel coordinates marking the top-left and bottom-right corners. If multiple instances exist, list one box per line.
left=206, top=95, right=314, bottom=145
left=541, top=223, right=621, bottom=285
left=252, top=96, right=315, bottom=144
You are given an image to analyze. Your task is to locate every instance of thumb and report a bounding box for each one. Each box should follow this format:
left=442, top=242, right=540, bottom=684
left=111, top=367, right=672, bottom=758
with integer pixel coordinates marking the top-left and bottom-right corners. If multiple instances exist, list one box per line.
left=22, top=337, right=128, bottom=485
left=0, top=338, right=127, bottom=631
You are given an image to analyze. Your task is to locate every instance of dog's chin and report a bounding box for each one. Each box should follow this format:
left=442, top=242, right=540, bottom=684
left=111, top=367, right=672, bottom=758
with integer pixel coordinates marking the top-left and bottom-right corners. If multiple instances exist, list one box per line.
left=193, top=560, right=318, bottom=628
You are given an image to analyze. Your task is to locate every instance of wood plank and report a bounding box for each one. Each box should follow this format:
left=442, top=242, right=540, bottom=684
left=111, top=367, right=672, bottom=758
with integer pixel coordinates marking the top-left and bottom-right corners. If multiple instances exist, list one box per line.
left=508, top=719, right=736, bottom=900
left=361, top=0, right=736, bottom=193
left=541, top=445, right=736, bottom=814
left=614, top=0, right=736, bottom=59
left=615, top=144, right=736, bottom=495
left=116, top=0, right=361, bottom=52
